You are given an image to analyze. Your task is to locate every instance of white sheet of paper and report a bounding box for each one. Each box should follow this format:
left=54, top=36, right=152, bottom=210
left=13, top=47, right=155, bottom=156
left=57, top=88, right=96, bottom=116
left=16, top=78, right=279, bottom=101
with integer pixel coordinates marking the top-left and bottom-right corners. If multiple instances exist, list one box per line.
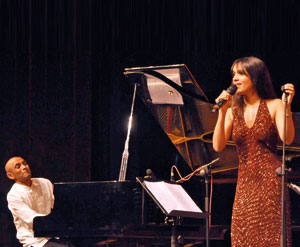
left=144, top=180, right=202, bottom=214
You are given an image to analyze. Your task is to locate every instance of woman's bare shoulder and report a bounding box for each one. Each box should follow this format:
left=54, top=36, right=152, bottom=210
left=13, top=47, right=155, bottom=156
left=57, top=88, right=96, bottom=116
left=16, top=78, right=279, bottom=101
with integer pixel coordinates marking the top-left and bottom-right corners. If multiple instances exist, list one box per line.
left=265, top=98, right=283, bottom=117
left=266, top=98, right=282, bottom=107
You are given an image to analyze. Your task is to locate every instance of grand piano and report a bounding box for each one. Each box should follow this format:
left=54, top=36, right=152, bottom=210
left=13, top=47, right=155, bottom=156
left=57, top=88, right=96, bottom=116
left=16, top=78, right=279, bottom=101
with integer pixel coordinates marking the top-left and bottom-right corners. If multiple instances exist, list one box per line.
left=34, top=64, right=300, bottom=247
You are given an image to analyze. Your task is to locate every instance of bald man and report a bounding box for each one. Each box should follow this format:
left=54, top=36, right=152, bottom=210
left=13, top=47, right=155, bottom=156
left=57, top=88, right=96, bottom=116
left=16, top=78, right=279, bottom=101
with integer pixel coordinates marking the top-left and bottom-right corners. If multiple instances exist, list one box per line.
left=5, top=157, right=71, bottom=247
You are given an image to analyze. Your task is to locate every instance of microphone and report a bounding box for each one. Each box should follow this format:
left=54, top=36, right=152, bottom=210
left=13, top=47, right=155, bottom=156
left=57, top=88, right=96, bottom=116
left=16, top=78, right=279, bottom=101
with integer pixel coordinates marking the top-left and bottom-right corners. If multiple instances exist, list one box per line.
left=281, top=85, right=289, bottom=95
left=212, top=84, right=237, bottom=112
left=145, top=169, right=157, bottom=179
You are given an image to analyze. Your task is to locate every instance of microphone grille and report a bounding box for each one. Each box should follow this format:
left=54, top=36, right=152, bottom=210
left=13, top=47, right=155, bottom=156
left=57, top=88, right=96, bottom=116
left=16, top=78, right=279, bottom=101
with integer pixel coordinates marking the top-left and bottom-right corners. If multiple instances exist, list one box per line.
left=227, top=84, right=237, bottom=95
left=146, top=169, right=152, bottom=176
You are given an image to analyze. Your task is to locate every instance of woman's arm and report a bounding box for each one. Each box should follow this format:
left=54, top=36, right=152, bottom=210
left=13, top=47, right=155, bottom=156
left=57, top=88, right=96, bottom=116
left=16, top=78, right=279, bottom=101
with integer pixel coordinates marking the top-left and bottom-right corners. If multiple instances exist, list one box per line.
left=213, top=107, right=234, bottom=152
left=212, top=89, right=235, bottom=152
left=275, top=83, right=295, bottom=145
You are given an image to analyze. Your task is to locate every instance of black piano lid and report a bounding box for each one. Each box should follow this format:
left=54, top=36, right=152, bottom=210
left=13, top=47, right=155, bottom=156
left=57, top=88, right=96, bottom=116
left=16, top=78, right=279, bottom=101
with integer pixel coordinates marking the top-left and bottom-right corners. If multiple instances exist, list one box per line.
left=124, top=64, right=238, bottom=174
left=124, top=64, right=300, bottom=179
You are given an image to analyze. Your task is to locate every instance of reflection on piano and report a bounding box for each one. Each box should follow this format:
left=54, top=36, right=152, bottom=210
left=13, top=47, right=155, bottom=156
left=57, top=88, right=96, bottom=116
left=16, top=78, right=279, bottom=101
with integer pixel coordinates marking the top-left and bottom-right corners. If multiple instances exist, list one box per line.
left=34, top=64, right=300, bottom=246
left=33, top=181, right=229, bottom=246
left=34, top=181, right=144, bottom=238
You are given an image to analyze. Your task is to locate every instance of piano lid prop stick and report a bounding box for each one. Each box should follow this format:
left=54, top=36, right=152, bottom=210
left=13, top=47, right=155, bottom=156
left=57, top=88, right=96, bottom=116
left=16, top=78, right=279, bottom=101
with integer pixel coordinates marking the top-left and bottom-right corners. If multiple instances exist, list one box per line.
left=118, top=83, right=137, bottom=181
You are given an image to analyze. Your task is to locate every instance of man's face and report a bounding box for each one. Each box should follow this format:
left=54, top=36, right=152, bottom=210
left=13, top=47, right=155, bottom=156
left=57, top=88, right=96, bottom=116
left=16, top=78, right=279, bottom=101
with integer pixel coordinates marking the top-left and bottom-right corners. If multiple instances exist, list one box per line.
left=6, top=157, right=32, bottom=184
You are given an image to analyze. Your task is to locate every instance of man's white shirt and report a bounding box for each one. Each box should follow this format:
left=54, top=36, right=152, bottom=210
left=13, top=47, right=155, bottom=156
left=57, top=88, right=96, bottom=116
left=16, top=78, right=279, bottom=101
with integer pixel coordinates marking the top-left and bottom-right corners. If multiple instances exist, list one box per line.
left=7, top=178, right=54, bottom=247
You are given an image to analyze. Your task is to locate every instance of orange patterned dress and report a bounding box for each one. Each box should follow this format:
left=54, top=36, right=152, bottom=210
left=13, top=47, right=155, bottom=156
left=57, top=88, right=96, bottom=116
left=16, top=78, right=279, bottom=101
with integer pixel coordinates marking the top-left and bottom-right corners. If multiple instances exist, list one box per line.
left=231, top=100, right=292, bottom=247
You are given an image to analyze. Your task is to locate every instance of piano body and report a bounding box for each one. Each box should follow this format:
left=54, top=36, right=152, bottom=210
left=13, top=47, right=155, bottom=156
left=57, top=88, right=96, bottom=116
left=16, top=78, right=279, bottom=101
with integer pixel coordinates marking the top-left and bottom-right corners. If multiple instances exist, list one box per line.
left=34, top=180, right=227, bottom=246
left=34, top=64, right=300, bottom=246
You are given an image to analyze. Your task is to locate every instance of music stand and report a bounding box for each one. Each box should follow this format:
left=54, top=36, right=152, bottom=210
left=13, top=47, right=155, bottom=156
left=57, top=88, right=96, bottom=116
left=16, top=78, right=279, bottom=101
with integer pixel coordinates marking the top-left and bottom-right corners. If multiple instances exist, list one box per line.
left=136, top=177, right=208, bottom=247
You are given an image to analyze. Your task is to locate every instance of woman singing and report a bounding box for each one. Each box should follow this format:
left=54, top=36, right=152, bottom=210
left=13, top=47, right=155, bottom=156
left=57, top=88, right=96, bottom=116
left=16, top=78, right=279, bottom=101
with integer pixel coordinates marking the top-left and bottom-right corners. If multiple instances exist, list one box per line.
left=212, top=56, right=295, bottom=246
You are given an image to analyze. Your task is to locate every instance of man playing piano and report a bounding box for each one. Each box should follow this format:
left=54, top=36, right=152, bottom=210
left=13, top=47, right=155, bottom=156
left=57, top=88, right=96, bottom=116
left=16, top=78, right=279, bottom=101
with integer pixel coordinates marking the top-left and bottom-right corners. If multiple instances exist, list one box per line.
left=5, top=156, right=71, bottom=247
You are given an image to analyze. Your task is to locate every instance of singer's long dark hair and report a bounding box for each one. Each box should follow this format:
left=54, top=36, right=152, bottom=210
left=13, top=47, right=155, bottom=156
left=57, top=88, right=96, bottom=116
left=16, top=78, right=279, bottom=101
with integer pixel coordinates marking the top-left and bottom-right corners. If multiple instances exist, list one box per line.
left=231, top=56, right=277, bottom=119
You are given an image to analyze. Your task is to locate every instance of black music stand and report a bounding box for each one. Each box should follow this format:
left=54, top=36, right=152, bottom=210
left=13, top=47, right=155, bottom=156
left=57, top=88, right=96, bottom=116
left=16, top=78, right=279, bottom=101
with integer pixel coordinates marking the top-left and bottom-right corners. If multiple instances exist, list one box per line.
left=136, top=177, right=208, bottom=247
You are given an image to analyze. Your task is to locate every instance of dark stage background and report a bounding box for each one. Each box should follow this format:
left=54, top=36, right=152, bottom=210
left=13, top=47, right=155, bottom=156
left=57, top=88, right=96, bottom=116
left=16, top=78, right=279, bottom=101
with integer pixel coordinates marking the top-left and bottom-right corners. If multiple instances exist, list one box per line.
left=0, top=0, right=300, bottom=246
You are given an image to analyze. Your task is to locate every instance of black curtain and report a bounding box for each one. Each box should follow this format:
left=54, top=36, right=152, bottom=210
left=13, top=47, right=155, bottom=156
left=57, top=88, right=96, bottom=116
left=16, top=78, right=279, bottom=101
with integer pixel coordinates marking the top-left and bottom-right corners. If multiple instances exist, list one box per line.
left=0, top=0, right=299, bottom=246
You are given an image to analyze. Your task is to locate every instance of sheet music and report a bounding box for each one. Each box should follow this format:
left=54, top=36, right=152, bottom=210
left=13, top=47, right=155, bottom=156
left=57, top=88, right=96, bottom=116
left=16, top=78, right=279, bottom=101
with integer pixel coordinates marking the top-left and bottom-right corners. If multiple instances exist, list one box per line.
left=146, top=68, right=184, bottom=105
left=144, top=180, right=202, bottom=214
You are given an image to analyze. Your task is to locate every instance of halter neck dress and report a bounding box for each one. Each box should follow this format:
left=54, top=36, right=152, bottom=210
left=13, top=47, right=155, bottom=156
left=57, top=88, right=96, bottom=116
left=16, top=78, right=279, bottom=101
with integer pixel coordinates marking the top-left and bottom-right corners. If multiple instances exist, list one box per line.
left=231, top=100, right=292, bottom=247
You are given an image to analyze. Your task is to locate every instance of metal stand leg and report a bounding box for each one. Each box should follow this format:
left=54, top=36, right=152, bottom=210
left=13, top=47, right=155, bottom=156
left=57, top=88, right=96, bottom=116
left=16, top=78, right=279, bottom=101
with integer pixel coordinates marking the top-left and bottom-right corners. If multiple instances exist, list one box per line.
left=204, top=173, right=210, bottom=247
left=168, top=217, right=179, bottom=247
left=171, top=223, right=178, bottom=247
left=280, top=92, right=288, bottom=247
